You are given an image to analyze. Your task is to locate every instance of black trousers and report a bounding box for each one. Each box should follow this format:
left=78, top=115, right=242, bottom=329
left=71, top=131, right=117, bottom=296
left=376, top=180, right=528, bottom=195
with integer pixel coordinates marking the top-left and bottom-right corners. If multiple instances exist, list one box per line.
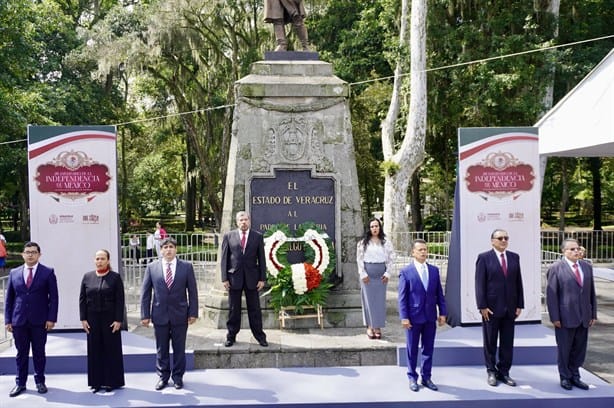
left=12, top=323, right=47, bottom=386
left=482, top=314, right=515, bottom=375
left=154, top=323, right=188, bottom=383
left=226, top=286, right=266, bottom=342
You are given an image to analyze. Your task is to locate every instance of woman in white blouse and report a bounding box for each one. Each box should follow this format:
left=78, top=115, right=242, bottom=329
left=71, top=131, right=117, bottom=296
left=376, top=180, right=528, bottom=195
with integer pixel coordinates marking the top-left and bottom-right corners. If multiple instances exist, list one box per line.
left=356, top=218, right=395, bottom=339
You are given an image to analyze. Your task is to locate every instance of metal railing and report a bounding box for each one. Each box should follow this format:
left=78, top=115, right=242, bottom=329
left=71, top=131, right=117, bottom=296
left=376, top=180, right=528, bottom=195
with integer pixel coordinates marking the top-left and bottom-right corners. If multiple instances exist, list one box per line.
left=119, top=232, right=219, bottom=261
left=122, top=251, right=218, bottom=313
left=389, top=231, right=451, bottom=258
left=540, top=230, right=614, bottom=262
left=390, top=230, right=614, bottom=262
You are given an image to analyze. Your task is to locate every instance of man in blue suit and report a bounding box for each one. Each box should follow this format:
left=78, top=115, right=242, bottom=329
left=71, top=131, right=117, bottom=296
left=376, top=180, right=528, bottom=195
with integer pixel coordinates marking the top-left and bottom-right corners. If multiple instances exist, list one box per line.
left=141, top=237, right=198, bottom=391
left=4, top=242, right=58, bottom=397
left=221, top=211, right=268, bottom=347
left=398, top=239, right=447, bottom=392
left=475, top=229, right=524, bottom=387
left=547, top=238, right=597, bottom=391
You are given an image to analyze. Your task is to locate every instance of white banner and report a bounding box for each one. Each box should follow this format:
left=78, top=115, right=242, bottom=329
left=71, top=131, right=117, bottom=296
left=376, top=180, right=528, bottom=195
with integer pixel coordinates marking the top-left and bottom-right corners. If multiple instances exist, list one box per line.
left=27, top=126, right=120, bottom=329
left=458, top=128, right=541, bottom=324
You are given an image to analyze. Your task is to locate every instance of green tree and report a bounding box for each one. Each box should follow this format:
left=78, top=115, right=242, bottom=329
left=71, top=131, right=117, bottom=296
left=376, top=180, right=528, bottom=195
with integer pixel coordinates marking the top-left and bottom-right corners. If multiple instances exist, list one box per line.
left=77, top=0, right=268, bottom=228
left=0, top=0, right=121, bottom=237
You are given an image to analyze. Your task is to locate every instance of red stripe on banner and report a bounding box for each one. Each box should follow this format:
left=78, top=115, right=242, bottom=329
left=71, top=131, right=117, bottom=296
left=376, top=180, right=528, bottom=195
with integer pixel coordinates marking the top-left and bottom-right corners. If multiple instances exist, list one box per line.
left=459, top=135, right=538, bottom=161
left=29, top=133, right=116, bottom=159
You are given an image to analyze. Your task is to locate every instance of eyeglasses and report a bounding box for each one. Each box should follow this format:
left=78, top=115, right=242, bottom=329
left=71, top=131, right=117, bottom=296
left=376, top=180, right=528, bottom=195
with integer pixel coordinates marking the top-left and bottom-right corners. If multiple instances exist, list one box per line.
left=566, top=247, right=580, bottom=251
left=23, top=250, right=39, bottom=255
left=494, top=236, right=509, bottom=241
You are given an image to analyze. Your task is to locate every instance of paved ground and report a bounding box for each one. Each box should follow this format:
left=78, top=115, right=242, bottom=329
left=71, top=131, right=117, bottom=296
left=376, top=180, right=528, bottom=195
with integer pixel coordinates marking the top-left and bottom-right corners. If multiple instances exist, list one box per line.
left=573, top=275, right=614, bottom=383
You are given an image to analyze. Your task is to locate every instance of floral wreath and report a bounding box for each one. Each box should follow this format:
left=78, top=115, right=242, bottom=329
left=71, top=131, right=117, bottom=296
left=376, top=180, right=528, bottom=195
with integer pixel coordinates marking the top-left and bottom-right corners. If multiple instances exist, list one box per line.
left=263, top=222, right=335, bottom=313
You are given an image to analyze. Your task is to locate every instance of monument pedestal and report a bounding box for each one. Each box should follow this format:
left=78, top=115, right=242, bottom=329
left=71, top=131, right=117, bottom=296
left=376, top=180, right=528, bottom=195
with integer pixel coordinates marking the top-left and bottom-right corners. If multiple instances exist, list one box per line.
left=202, top=57, right=364, bottom=329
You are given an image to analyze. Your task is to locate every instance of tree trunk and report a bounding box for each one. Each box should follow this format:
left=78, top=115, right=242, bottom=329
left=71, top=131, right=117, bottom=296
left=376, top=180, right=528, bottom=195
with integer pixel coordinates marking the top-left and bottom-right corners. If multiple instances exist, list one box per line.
left=185, top=145, right=197, bottom=232
left=410, top=172, right=423, bottom=231
left=120, top=127, right=129, bottom=232
left=558, top=158, right=569, bottom=232
left=19, top=169, right=29, bottom=240
left=381, top=0, right=428, bottom=248
left=538, top=0, right=560, bottom=112
left=590, top=157, right=602, bottom=230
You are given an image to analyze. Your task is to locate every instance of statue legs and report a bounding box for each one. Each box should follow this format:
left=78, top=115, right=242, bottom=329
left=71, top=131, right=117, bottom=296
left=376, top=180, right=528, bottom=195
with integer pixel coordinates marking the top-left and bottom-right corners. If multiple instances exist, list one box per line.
left=273, top=23, right=288, bottom=51
left=292, top=16, right=310, bottom=51
left=271, top=15, right=310, bottom=52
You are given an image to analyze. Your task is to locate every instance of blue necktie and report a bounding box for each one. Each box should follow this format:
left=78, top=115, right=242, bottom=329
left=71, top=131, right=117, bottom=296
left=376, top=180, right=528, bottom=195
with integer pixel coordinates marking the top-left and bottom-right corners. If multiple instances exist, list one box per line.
left=421, top=264, right=428, bottom=290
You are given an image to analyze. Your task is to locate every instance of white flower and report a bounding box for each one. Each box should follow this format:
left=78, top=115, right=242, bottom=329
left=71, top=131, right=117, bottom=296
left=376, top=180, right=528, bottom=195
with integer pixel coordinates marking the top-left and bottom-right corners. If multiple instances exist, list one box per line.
left=291, top=263, right=308, bottom=295
left=304, top=229, right=329, bottom=274
left=264, top=231, right=286, bottom=277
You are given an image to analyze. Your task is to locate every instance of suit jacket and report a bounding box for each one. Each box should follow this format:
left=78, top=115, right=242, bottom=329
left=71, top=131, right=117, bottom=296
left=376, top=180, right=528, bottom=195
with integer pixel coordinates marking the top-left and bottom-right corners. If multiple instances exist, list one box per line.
left=140, top=258, right=198, bottom=326
left=4, top=263, right=59, bottom=326
left=475, top=249, right=524, bottom=318
left=398, top=263, right=447, bottom=325
left=220, top=229, right=266, bottom=290
left=546, top=259, right=597, bottom=328
left=79, top=270, right=125, bottom=322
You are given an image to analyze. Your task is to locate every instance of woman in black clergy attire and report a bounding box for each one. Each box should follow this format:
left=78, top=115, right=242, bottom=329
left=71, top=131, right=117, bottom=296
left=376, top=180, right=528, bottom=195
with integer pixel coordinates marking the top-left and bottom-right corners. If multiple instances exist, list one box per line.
left=79, top=249, right=125, bottom=392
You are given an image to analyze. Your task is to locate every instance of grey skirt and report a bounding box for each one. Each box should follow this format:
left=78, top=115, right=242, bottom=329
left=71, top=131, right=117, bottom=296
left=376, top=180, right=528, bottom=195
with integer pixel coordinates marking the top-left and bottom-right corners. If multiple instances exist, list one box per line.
left=360, top=262, right=387, bottom=327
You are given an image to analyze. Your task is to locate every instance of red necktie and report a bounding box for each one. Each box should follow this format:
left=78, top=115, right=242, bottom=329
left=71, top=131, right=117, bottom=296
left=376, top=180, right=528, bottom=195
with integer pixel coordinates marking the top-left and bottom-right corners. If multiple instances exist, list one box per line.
left=500, top=253, right=508, bottom=277
left=165, top=263, right=173, bottom=288
left=573, top=263, right=582, bottom=286
left=26, top=267, right=33, bottom=288
left=241, top=231, right=247, bottom=253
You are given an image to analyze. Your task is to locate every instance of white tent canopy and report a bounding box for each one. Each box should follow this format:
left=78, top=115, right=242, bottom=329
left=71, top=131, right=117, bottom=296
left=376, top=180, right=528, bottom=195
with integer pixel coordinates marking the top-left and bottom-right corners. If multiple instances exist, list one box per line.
left=536, top=48, right=614, bottom=157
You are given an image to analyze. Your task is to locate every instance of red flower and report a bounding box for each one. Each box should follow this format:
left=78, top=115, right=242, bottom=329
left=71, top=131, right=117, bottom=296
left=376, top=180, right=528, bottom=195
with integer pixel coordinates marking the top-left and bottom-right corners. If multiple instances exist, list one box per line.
left=304, top=263, right=322, bottom=291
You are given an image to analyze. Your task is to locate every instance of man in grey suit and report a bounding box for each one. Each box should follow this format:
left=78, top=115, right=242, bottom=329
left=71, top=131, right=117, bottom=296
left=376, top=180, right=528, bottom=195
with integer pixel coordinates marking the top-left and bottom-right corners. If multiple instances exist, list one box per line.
left=547, top=238, right=597, bottom=391
left=141, top=237, right=198, bottom=390
left=221, top=211, right=268, bottom=347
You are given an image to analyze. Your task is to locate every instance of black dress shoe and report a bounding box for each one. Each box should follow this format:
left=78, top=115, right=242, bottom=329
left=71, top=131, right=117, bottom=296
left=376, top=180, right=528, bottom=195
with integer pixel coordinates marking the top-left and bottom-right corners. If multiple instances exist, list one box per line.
left=174, top=380, right=183, bottom=389
left=155, top=379, right=168, bottom=390
left=103, top=386, right=114, bottom=392
left=487, top=372, right=498, bottom=386
left=409, top=379, right=419, bottom=392
left=421, top=379, right=438, bottom=391
left=258, top=338, right=269, bottom=347
left=572, top=378, right=589, bottom=390
left=9, top=385, right=26, bottom=397
left=224, top=339, right=235, bottom=347
left=497, top=374, right=517, bottom=386
left=91, top=386, right=101, bottom=393
left=36, top=382, right=48, bottom=394
left=560, top=379, right=573, bottom=390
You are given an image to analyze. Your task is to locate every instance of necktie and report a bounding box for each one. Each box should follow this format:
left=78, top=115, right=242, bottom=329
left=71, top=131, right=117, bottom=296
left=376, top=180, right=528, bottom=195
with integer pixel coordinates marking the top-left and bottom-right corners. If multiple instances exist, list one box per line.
left=26, top=267, right=33, bottom=288
left=500, top=253, right=508, bottom=277
left=421, top=264, right=428, bottom=290
left=573, top=263, right=582, bottom=286
left=241, top=231, right=247, bottom=253
left=165, top=263, right=173, bottom=288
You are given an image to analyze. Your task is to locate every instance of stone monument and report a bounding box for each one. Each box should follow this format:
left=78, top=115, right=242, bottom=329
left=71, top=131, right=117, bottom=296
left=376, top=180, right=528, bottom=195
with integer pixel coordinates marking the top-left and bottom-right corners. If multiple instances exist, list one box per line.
left=202, top=54, right=364, bottom=329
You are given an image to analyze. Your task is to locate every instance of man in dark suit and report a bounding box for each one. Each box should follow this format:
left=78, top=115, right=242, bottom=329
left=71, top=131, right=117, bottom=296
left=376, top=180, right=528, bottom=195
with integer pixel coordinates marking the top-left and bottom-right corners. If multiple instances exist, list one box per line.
left=475, top=229, right=524, bottom=387
left=221, top=211, right=268, bottom=347
left=546, top=238, right=597, bottom=391
left=141, top=237, right=198, bottom=390
left=398, top=239, right=447, bottom=392
left=4, top=242, right=58, bottom=397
